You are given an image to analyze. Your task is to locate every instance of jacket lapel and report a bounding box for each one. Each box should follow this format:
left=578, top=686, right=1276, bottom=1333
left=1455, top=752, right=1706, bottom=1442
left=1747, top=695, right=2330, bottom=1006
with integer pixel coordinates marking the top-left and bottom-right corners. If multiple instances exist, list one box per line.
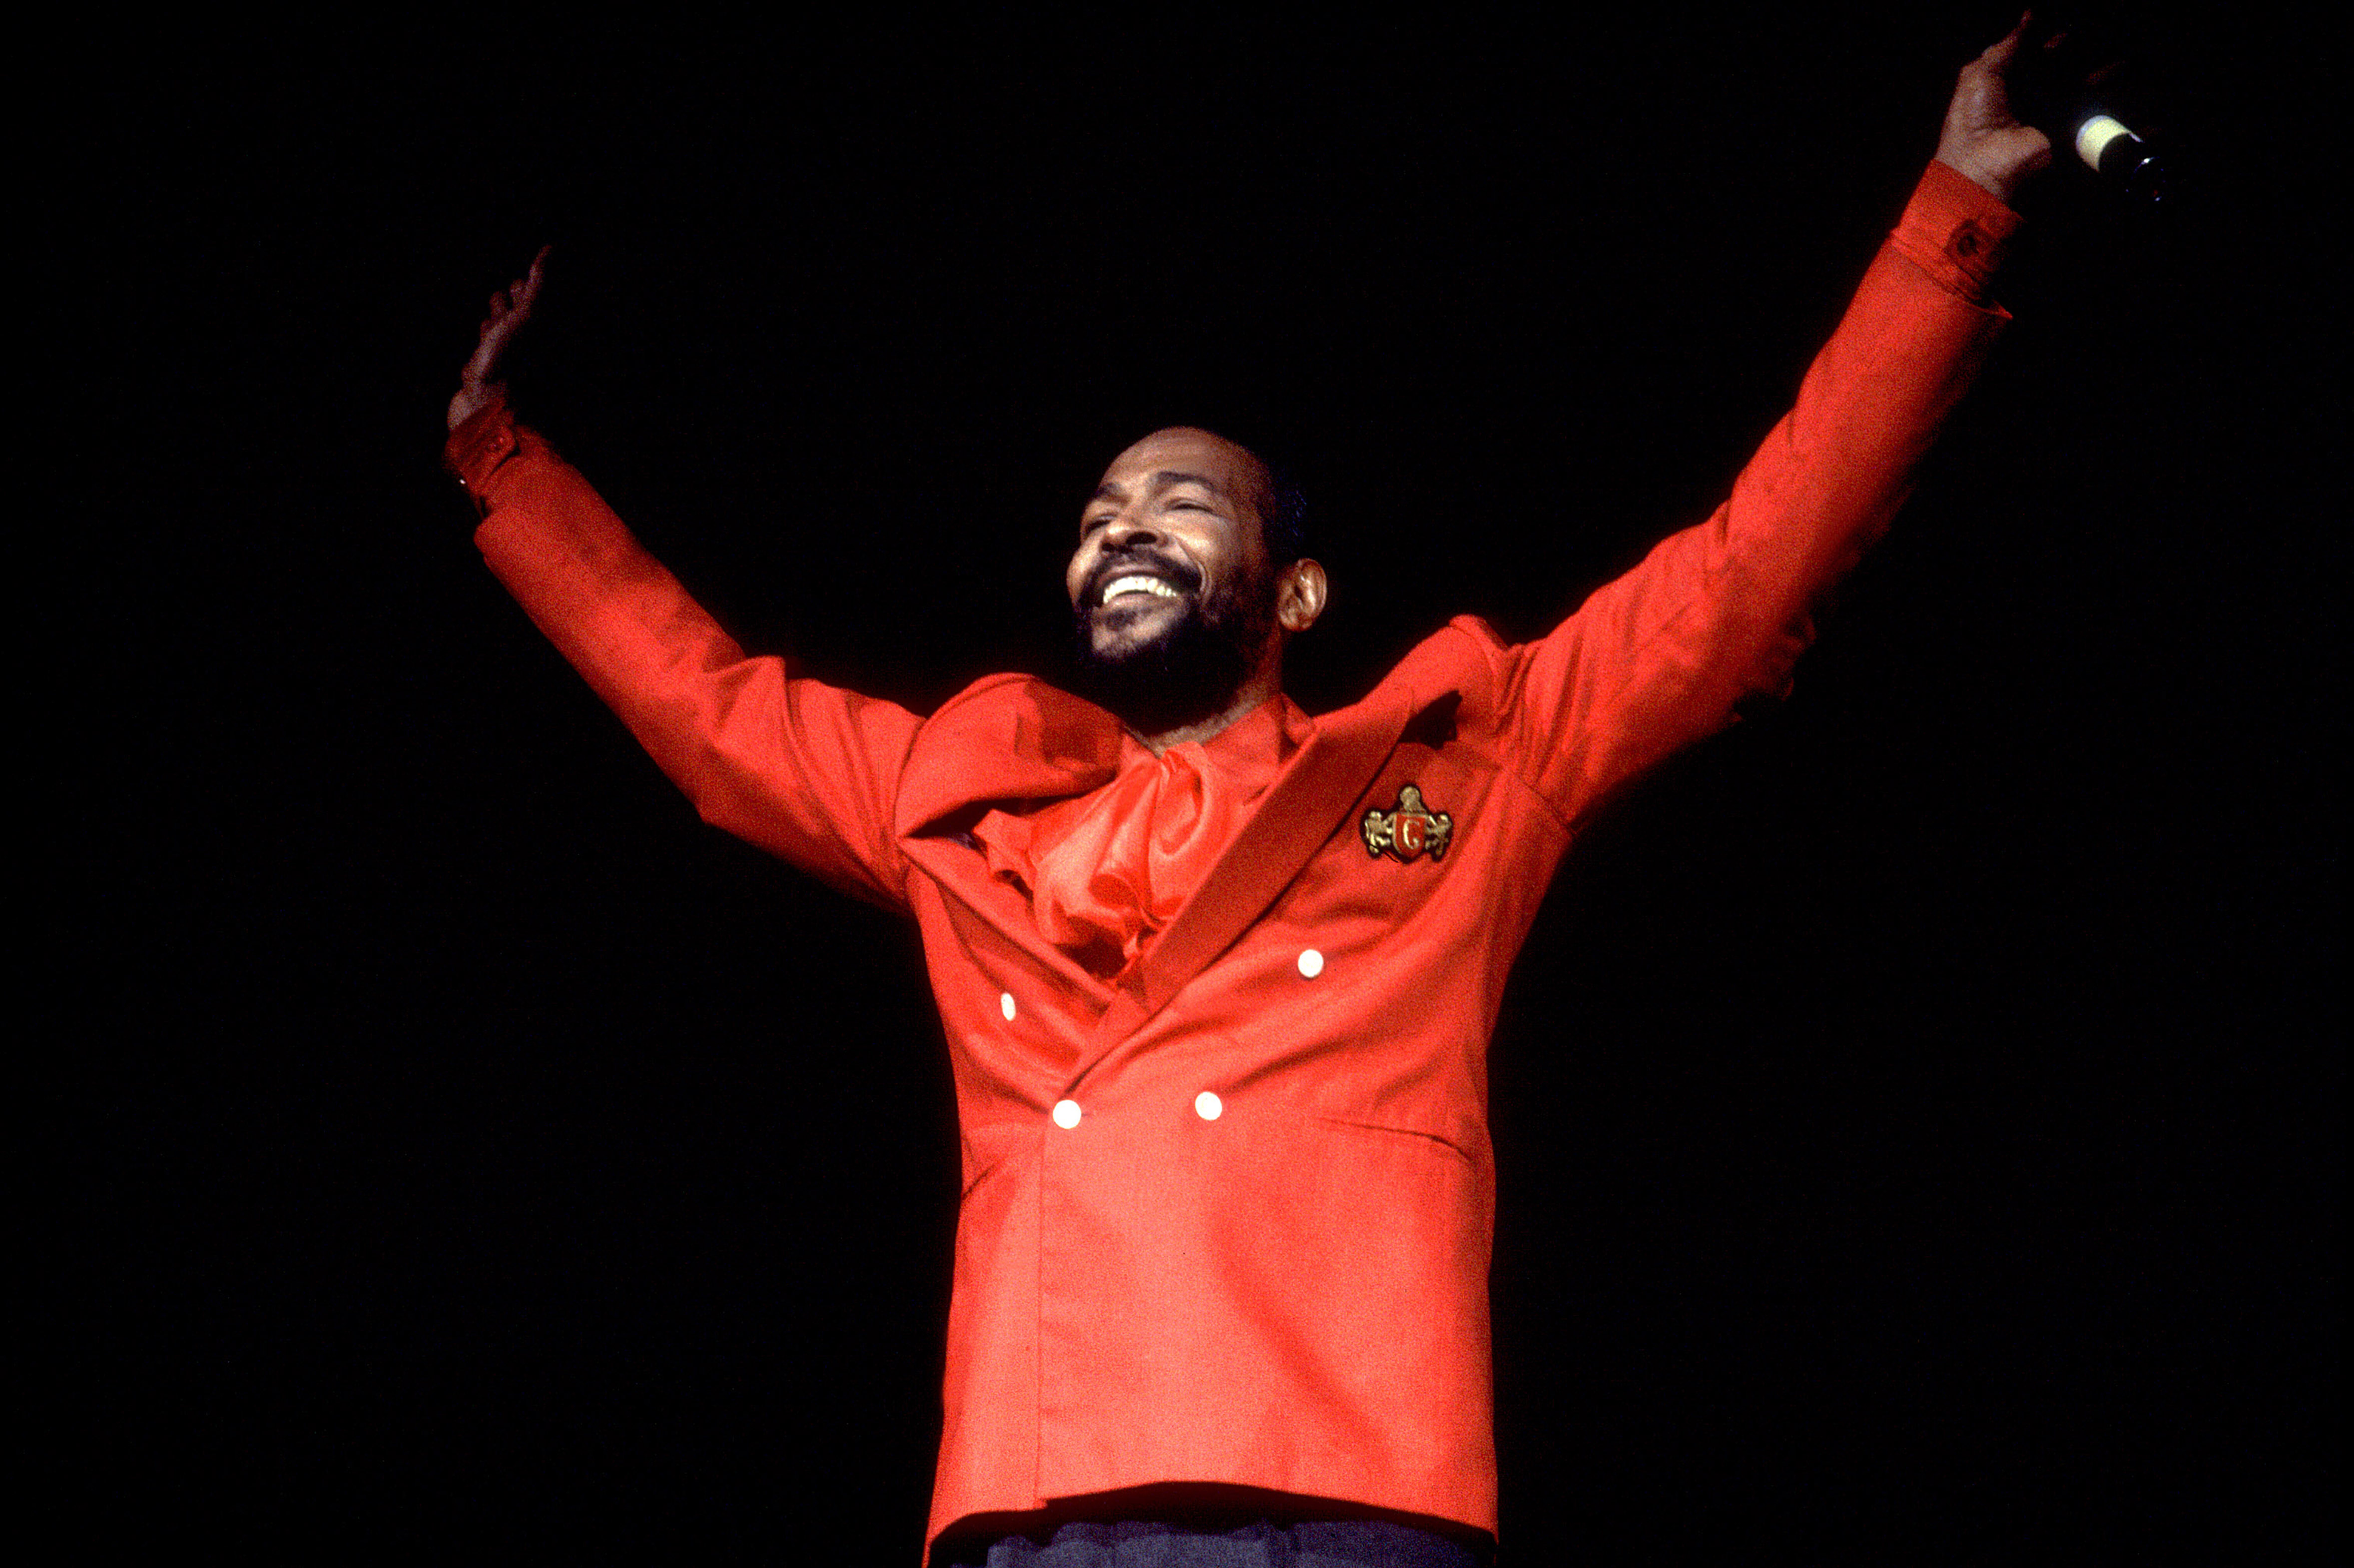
left=893, top=673, right=1126, bottom=838
left=894, top=673, right=1128, bottom=1009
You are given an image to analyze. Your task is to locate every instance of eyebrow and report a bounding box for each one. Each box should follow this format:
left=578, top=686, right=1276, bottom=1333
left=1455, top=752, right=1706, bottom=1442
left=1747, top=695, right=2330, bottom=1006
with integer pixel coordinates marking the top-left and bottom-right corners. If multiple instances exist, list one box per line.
left=1090, top=470, right=1228, bottom=504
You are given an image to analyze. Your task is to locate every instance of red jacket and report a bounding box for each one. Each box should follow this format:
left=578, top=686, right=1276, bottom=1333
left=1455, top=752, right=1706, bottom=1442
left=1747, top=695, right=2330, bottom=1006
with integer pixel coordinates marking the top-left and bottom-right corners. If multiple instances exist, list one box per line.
left=447, top=162, right=2017, bottom=1559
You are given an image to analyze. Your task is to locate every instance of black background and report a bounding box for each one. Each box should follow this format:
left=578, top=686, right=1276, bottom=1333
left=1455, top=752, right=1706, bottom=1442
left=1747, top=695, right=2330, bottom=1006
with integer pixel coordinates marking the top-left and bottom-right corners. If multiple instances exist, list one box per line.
left=37, top=5, right=2339, bottom=1562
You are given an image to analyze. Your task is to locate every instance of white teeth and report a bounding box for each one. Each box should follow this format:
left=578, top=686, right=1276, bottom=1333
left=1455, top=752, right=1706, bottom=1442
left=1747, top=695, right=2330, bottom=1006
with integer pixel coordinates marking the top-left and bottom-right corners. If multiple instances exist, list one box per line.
left=1102, top=575, right=1182, bottom=604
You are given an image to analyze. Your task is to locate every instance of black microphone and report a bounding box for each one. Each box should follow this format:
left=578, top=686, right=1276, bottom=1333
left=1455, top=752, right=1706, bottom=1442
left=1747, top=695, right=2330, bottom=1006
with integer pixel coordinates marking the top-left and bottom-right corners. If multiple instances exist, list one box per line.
left=2067, top=109, right=2172, bottom=202
left=2020, top=11, right=2178, bottom=204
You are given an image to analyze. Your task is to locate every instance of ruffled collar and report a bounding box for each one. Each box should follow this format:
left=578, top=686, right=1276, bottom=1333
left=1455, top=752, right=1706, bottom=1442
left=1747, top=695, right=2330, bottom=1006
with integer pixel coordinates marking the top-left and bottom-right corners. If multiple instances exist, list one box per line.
left=972, top=695, right=1310, bottom=978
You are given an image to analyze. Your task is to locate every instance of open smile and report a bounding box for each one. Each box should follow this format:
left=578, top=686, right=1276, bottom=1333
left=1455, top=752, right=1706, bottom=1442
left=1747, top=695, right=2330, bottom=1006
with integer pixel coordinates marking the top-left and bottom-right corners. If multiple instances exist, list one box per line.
left=1099, top=574, right=1185, bottom=606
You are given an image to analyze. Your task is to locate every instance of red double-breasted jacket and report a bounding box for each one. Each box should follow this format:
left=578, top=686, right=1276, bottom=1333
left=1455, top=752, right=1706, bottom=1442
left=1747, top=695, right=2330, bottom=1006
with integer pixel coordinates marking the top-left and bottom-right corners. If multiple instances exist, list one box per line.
left=446, top=163, right=2017, bottom=1560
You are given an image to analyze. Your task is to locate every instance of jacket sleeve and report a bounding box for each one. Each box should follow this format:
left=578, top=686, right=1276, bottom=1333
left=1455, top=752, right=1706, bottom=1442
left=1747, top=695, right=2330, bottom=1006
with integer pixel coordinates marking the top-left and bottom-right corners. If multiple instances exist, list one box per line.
left=1493, top=159, right=2022, bottom=828
left=447, top=396, right=920, bottom=912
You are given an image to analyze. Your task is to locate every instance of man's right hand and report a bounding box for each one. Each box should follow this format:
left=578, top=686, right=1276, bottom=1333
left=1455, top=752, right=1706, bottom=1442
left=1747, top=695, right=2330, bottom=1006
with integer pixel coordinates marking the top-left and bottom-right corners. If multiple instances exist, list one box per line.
left=447, top=246, right=549, bottom=433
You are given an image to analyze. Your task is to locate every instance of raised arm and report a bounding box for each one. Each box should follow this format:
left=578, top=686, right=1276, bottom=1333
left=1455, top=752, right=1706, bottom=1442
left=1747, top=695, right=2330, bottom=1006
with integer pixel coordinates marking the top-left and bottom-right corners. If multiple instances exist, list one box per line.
left=1492, top=18, right=2055, bottom=825
left=445, top=253, right=922, bottom=911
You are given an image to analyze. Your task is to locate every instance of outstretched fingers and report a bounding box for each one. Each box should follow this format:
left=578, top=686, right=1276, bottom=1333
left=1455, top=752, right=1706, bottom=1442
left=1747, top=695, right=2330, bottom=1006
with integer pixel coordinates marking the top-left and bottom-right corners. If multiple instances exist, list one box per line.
left=450, top=247, right=552, bottom=432
left=518, top=245, right=550, bottom=307
left=480, top=248, right=551, bottom=343
left=1981, top=11, right=2032, bottom=73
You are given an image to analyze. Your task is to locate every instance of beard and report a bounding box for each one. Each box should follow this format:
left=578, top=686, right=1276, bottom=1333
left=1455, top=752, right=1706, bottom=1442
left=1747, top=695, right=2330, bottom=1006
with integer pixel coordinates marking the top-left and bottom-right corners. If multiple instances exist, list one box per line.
left=1068, top=553, right=1277, bottom=736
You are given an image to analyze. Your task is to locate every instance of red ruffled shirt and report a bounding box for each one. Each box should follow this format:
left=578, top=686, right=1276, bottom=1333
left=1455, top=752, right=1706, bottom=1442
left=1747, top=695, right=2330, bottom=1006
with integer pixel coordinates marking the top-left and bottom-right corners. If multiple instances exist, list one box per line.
left=971, top=695, right=1312, bottom=980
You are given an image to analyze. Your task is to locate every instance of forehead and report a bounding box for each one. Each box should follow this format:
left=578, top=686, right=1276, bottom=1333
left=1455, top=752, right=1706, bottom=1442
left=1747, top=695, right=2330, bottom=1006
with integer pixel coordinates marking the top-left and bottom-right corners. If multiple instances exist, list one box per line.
left=1095, top=428, right=1266, bottom=506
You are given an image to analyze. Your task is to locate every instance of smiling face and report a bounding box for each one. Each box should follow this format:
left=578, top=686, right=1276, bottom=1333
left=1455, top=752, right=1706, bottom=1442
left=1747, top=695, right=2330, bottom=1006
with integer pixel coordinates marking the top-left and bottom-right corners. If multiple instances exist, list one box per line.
left=1068, top=428, right=1272, bottom=660
left=1063, top=428, right=1324, bottom=738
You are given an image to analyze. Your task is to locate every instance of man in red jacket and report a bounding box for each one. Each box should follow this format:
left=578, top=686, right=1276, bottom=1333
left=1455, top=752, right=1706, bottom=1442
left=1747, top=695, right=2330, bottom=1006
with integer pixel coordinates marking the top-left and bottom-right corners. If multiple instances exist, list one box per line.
left=446, top=22, right=2059, bottom=1568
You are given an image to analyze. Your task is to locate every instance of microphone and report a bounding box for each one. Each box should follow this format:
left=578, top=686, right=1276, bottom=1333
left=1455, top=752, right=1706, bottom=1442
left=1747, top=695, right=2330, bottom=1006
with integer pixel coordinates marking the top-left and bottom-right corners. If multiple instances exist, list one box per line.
left=2068, top=110, right=2172, bottom=202
left=2019, top=10, right=2178, bottom=204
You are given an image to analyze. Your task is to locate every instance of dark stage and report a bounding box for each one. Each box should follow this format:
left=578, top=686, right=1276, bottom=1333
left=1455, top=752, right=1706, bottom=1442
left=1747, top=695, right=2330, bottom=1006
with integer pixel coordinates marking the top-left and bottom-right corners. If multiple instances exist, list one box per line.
left=35, top=6, right=2338, bottom=1561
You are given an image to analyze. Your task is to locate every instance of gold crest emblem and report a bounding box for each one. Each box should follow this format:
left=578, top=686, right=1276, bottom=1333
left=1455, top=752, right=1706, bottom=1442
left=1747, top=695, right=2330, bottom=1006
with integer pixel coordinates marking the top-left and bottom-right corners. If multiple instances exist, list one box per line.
left=1361, top=782, right=1454, bottom=864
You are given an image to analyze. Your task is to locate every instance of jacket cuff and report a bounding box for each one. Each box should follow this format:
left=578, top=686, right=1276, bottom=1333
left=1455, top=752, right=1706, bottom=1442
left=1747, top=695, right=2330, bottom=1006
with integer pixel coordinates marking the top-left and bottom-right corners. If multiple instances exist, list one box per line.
left=443, top=386, right=521, bottom=498
left=1892, top=159, right=2024, bottom=307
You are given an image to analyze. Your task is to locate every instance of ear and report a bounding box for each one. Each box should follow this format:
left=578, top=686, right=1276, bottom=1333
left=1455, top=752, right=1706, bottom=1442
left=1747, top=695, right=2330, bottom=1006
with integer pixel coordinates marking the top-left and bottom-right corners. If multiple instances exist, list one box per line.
left=1275, top=558, right=1327, bottom=633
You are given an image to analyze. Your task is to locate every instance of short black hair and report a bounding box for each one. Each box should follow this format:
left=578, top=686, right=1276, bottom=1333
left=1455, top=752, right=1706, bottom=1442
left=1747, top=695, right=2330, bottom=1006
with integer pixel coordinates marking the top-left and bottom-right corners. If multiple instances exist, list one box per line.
left=1253, top=461, right=1310, bottom=566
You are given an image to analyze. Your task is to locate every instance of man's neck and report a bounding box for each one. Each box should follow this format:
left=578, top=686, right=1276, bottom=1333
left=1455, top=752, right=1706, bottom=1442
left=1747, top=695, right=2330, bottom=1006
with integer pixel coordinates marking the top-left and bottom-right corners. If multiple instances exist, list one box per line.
left=1128, top=673, right=1282, bottom=756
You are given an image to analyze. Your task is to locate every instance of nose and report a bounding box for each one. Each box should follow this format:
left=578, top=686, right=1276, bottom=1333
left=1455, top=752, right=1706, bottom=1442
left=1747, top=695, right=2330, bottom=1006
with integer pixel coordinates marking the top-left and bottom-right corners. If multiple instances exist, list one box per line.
left=1101, top=511, right=1164, bottom=551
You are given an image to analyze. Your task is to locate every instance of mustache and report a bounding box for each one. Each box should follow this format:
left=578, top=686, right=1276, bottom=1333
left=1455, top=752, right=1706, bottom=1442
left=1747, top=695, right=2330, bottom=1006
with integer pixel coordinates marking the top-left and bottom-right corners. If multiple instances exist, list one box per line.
left=1083, top=549, right=1203, bottom=608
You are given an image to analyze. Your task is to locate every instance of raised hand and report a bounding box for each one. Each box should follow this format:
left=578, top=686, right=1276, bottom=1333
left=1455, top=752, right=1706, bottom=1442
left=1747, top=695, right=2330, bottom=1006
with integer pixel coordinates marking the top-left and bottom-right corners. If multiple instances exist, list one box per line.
left=1936, top=13, right=2059, bottom=205
left=448, top=245, right=549, bottom=434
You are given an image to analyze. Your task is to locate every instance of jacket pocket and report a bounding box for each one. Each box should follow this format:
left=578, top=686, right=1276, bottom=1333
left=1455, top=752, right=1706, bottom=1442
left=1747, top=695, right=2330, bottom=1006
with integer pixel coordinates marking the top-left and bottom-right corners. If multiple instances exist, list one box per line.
left=1307, top=1112, right=1478, bottom=1170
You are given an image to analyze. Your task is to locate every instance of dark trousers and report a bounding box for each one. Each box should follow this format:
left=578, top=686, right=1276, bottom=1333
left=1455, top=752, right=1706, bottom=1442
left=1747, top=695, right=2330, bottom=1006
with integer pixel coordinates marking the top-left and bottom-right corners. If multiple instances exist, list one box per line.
left=940, top=1517, right=1490, bottom=1568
